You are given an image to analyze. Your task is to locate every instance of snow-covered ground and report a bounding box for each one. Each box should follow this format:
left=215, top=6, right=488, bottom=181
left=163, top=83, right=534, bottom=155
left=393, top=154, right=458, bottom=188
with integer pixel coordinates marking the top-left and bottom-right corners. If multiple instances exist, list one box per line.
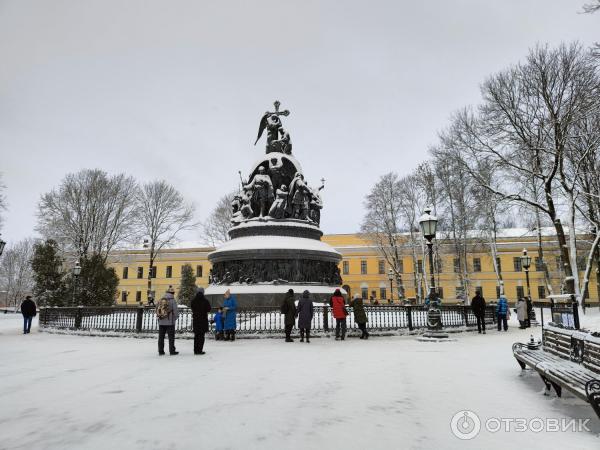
left=1, top=312, right=600, bottom=450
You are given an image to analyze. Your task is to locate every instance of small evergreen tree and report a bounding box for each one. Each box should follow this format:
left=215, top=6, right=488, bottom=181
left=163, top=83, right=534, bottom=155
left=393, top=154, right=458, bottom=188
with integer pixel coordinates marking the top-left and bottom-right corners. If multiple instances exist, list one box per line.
left=65, top=254, right=119, bottom=306
left=31, top=240, right=67, bottom=306
left=178, top=264, right=197, bottom=306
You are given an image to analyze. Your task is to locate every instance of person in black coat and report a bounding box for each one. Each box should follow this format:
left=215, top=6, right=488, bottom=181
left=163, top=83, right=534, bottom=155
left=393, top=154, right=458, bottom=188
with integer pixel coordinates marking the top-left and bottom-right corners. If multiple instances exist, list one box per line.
left=471, top=293, right=486, bottom=334
left=190, top=287, right=212, bottom=355
left=20, top=296, right=37, bottom=334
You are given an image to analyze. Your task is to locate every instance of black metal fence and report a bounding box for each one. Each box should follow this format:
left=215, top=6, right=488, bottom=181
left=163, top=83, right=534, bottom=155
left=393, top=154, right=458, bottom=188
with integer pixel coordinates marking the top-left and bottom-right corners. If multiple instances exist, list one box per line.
left=39, top=304, right=496, bottom=335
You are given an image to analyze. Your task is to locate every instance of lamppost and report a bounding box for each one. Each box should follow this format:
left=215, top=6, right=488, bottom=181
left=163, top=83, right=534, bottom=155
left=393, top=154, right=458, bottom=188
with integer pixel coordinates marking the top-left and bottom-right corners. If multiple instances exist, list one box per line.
left=388, top=269, right=394, bottom=304
left=419, top=207, right=447, bottom=339
left=521, top=248, right=537, bottom=326
left=143, top=239, right=155, bottom=306
left=72, top=261, right=81, bottom=306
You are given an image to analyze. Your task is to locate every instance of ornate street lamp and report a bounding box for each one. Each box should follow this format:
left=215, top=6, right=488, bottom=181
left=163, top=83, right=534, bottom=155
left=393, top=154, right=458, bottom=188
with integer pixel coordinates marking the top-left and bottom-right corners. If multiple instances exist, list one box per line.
left=419, top=207, right=447, bottom=339
left=72, top=261, right=81, bottom=306
left=388, top=268, right=394, bottom=304
left=521, top=249, right=536, bottom=326
left=143, top=239, right=155, bottom=306
left=0, top=234, right=6, bottom=257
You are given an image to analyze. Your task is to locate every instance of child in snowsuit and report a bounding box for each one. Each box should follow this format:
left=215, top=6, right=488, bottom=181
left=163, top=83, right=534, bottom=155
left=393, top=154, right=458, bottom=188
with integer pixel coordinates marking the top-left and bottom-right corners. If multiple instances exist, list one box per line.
left=212, top=307, right=225, bottom=340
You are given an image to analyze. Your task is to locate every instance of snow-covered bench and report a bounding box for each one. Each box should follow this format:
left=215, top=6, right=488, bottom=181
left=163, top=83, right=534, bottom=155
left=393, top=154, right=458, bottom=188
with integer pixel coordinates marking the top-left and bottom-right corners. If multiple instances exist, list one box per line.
left=512, top=325, right=600, bottom=419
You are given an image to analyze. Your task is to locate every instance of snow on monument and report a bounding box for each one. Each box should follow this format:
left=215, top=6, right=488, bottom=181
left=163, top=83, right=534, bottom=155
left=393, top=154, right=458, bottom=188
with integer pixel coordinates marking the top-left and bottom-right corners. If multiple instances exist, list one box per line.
left=205, top=101, right=343, bottom=307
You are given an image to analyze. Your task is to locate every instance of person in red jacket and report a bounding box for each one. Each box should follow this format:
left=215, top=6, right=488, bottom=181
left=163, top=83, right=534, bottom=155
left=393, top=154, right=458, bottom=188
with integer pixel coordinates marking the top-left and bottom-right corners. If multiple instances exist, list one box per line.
left=329, top=288, right=348, bottom=340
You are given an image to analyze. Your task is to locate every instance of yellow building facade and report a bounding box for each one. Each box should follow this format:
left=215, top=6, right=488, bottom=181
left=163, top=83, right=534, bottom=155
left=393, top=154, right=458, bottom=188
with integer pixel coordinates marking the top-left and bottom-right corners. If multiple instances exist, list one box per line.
left=108, top=230, right=599, bottom=305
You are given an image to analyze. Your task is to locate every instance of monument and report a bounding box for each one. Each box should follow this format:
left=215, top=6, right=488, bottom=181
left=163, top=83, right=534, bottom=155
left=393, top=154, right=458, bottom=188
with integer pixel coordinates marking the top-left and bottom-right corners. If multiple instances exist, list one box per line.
left=205, top=101, right=344, bottom=307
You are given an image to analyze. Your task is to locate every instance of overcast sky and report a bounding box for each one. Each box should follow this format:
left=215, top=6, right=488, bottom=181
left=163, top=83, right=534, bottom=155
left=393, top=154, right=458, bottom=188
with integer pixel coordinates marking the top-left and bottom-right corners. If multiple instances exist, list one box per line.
left=0, top=0, right=598, bottom=245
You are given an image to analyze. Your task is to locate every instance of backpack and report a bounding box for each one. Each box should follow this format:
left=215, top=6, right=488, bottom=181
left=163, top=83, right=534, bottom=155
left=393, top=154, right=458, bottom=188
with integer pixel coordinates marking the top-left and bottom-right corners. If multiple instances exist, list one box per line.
left=156, top=297, right=171, bottom=320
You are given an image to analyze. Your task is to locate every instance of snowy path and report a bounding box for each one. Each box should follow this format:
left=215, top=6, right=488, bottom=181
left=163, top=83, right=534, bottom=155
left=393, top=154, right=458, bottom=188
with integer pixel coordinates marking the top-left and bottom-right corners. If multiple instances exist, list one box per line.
left=1, top=313, right=600, bottom=450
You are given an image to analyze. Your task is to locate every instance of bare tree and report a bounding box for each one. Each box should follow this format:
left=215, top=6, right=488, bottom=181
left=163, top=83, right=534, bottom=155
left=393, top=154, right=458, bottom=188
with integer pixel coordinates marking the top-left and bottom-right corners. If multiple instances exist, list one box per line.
left=0, top=238, right=35, bottom=310
left=583, top=1, right=600, bottom=13
left=361, top=173, right=405, bottom=299
left=444, top=43, right=600, bottom=300
left=201, top=191, right=236, bottom=246
left=136, top=180, right=195, bottom=301
left=37, top=169, right=139, bottom=261
left=397, top=173, right=427, bottom=301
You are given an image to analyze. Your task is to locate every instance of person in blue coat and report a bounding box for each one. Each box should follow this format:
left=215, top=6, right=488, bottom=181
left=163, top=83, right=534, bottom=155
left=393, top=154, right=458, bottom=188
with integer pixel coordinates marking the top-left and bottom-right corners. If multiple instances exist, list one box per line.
left=212, top=307, right=225, bottom=340
left=223, top=289, right=238, bottom=341
left=496, top=295, right=509, bottom=332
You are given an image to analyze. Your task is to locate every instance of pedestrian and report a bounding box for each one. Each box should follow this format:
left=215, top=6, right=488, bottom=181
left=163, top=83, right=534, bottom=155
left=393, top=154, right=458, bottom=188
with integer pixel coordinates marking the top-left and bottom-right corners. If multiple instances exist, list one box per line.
left=156, top=286, right=179, bottom=355
left=190, top=287, right=212, bottom=355
left=330, top=288, right=348, bottom=340
left=281, top=289, right=297, bottom=342
left=297, top=290, right=314, bottom=343
left=350, top=292, right=369, bottom=339
left=223, top=289, right=237, bottom=341
left=516, top=297, right=527, bottom=329
left=496, top=295, right=509, bottom=332
left=212, top=307, right=225, bottom=340
left=471, top=291, right=486, bottom=334
left=20, top=295, right=37, bottom=334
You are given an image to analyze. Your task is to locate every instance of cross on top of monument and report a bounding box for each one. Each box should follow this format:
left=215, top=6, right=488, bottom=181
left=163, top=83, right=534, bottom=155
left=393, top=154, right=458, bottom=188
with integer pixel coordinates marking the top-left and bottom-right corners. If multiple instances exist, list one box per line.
left=269, top=100, right=290, bottom=117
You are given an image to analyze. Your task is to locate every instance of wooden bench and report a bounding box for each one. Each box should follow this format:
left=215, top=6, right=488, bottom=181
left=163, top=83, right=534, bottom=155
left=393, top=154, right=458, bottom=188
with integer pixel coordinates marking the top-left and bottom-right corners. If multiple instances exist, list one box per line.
left=512, top=325, right=600, bottom=419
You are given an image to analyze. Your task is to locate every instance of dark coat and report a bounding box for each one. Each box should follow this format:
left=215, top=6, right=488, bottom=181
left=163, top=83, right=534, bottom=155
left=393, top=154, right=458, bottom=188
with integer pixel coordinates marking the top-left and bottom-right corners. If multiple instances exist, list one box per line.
left=281, top=293, right=297, bottom=326
left=20, top=299, right=36, bottom=317
left=190, top=291, right=212, bottom=333
left=350, top=298, right=368, bottom=324
left=471, top=295, right=486, bottom=317
left=297, top=296, right=314, bottom=329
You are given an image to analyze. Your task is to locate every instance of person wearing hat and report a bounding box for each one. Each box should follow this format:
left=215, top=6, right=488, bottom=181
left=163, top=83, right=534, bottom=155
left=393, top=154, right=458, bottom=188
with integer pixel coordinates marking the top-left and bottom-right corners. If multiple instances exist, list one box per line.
left=350, top=292, right=369, bottom=339
left=191, top=286, right=212, bottom=354
left=329, top=288, right=348, bottom=340
left=222, top=289, right=238, bottom=341
left=297, top=290, right=314, bottom=343
left=157, top=285, right=179, bottom=355
left=280, top=289, right=297, bottom=342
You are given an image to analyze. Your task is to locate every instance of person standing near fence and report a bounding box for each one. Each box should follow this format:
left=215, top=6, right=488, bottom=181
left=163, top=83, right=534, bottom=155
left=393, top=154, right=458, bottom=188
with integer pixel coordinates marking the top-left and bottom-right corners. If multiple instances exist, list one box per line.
left=516, top=297, right=527, bottom=329
left=156, top=286, right=179, bottom=355
left=191, top=287, right=211, bottom=355
left=330, top=288, right=348, bottom=341
left=20, top=296, right=37, bottom=334
left=223, top=289, right=237, bottom=341
left=297, top=290, right=313, bottom=343
left=496, top=295, right=509, bottom=332
left=471, top=292, right=486, bottom=334
left=281, top=289, right=297, bottom=342
left=350, top=292, right=369, bottom=339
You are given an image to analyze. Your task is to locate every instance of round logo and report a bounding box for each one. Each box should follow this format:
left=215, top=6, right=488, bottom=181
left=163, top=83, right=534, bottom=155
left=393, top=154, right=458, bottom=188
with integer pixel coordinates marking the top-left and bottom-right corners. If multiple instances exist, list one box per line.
left=450, top=410, right=481, bottom=440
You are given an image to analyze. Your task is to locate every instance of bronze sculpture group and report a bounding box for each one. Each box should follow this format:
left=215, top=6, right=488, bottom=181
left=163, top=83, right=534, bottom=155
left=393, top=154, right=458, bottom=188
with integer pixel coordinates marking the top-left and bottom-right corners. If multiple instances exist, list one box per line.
left=231, top=101, right=324, bottom=225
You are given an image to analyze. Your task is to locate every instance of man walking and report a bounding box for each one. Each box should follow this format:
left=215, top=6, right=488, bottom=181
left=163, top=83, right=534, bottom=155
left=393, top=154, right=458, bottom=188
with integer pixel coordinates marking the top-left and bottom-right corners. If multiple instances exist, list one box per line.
left=20, top=296, right=37, bottom=334
left=156, top=286, right=179, bottom=355
left=190, top=287, right=211, bottom=355
left=471, top=291, right=486, bottom=334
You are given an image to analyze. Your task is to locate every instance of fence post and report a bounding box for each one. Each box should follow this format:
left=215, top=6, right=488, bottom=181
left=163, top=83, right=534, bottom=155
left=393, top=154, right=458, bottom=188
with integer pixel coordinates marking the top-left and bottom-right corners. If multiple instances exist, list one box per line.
left=136, top=306, right=144, bottom=332
left=323, top=304, right=329, bottom=332
left=463, top=305, right=469, bottom=327
left=74, top=307, right=82, bottom=329
left=407, top=305, right=413, bottom=331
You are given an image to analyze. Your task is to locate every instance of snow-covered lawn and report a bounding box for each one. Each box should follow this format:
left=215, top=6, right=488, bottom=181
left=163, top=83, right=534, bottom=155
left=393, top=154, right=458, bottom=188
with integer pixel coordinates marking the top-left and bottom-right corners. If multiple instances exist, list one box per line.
left=1, top=312, right=600, bottom=450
